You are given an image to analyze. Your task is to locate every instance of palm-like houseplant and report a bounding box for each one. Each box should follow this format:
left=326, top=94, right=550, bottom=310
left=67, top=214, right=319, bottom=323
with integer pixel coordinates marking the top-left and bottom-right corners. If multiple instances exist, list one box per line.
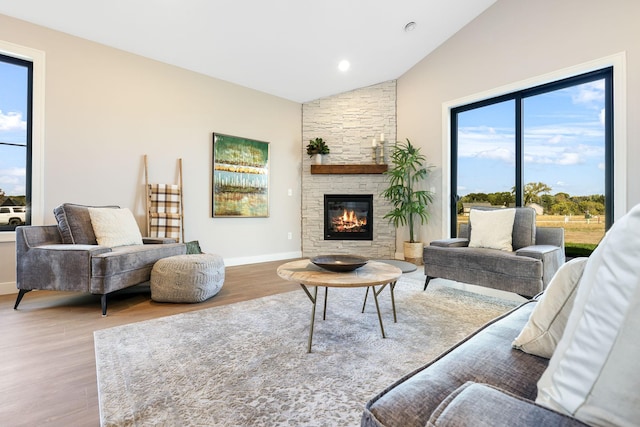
left=381, top=138, right=434, bottom=260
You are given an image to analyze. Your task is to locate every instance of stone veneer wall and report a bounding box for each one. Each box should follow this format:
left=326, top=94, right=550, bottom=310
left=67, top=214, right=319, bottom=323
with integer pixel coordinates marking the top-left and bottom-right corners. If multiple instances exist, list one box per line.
left=301, top=80, right=397, bottom=259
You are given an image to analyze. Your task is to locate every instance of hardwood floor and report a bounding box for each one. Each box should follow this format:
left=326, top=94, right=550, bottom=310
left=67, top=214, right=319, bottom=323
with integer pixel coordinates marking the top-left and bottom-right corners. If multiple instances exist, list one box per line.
left=0, top=260, right=300, bottom=427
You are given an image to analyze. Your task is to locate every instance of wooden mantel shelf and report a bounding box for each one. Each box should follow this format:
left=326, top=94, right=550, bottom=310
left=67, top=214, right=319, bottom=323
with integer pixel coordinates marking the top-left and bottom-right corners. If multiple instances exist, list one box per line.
left=310, top=164, right=388, bottom=174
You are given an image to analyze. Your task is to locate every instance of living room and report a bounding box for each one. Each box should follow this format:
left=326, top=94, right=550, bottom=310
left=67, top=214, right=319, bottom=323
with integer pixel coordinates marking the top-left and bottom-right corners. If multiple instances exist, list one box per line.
left=1, top=0, right=639, bottom=425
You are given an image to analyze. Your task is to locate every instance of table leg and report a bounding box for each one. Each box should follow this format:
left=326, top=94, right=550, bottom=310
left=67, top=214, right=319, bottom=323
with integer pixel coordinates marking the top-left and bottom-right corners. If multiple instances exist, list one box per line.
left=390, top=281, right=397, bottom=323
left=361, top=287, right=369, bottom=313
left=299, top=284, right=318, bottom=353
left=363, top=282, right=397, bottom=323
left=371, top=284, right=388, bottom=338
left=323, top=286, right=328, bottom=320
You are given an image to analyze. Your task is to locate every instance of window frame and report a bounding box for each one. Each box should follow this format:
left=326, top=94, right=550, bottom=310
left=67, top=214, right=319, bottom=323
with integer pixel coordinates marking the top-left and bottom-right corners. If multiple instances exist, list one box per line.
left=450, top=67, right=613, bottom=235
left=0, top=40, right=45, bottom=243
left=440, top=53, right=627, bottom=239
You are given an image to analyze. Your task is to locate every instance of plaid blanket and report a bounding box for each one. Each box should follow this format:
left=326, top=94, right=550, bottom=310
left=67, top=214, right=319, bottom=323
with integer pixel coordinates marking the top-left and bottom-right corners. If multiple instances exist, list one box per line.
left=149, top=184, right=181, bottom=213
left=148, top=184, right=181, bottom=239
left=149, top=213, right=181, bottom=239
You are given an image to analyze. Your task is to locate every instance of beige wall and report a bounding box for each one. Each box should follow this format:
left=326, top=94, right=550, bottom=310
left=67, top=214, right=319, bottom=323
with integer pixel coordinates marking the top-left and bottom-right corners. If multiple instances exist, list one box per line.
left=0, top=14, right=302, bottom=293
left=397, top=0, right=639, bottom=243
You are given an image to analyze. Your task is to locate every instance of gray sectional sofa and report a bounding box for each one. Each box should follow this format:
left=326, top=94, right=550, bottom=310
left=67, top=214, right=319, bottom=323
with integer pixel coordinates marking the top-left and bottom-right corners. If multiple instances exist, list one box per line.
left=364, top=204, right=640, bottom=427
left=14, top=203, right=186, bottom=315
left=361, top=299, right=587, bottom=426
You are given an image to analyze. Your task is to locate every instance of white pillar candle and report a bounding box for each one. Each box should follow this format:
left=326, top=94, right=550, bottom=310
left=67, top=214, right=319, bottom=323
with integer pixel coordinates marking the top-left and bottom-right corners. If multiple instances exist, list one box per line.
left=372, top=138, right=377, bottom=147
left=380, top=133, right=385, bottom=142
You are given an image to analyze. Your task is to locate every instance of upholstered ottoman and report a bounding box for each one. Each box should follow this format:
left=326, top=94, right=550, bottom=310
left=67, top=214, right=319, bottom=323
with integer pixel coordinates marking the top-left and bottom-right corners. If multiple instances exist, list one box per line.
left=150, top=254, right=225, bottom=303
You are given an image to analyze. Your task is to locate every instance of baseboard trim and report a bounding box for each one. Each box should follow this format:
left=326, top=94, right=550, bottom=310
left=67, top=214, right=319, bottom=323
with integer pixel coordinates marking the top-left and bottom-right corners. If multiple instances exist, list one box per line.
left=0, top=281, right=17, bottom=295
left=223, top=251, right=302, bottom=267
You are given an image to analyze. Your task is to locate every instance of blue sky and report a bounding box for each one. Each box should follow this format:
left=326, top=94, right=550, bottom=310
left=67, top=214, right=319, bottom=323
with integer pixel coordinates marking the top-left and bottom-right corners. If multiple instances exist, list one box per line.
left=0, top=60, right=28, bottom=197
left=457, top=80, right=606, bottom=198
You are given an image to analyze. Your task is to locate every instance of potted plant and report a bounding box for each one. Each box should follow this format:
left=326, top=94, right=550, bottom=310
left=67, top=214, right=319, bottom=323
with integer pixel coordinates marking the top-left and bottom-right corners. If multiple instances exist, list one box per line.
left=306, top=137, right=330, bottom=164
left=381, top=138, right=434, bottom=263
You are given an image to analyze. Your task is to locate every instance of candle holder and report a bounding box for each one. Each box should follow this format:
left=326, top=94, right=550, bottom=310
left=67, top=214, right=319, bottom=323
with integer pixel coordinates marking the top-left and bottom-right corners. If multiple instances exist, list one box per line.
left=377, top=142, right=385, bottom=164
left=371, top=146, right=378, bottom=163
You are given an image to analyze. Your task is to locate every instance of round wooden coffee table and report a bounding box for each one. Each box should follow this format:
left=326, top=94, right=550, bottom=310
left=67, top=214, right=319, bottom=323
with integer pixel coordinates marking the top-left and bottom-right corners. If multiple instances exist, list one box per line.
left=277, top=259, right=402, bottom=352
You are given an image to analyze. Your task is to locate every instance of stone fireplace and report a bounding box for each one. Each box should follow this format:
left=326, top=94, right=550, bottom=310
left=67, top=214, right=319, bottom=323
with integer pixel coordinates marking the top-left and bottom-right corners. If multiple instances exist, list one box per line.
left=301, top=80, right=397, bottom=259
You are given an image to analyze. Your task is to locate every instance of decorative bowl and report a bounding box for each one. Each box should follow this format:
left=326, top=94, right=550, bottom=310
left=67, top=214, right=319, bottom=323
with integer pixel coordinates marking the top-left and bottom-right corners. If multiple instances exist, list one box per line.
left=310, top=255, right=368, bottom=272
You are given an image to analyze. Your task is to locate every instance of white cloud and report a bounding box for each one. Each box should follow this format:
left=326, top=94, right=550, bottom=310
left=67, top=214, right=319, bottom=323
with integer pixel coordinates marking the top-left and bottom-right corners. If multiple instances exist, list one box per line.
left=599, top=108, right=605, bottom=126
left=572, top=80, right=605, bottom=106
left=0, top=167, right=25, bottom=177
left=598, top=162, right=605, bottom=170
left=0, top=110, right=26, bottom=132
left=548, top=135, right=563, bottom=144
left=0, top=167, right=26, bottom=195
left=0, top=175, right=19, bottom=185
left=556, top=152, right=582, bottom=165
left=457, top=126, right=515, bottom=162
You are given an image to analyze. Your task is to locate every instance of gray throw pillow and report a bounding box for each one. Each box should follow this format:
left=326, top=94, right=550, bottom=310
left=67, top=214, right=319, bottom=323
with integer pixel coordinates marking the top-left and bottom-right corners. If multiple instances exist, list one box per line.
left=53, top=203, right=119, bottom=244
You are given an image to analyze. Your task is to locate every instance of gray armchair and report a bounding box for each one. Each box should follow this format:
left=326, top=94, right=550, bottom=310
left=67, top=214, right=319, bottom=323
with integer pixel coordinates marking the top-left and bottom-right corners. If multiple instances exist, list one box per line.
left=423, top=207, right=565, bottom=298
left=14, top=203, right=186, bottom=315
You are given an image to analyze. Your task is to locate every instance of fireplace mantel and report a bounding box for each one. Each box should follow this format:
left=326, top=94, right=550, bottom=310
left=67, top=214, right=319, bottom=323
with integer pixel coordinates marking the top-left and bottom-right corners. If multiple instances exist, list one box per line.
left=310, top=164, right=388, bottom=174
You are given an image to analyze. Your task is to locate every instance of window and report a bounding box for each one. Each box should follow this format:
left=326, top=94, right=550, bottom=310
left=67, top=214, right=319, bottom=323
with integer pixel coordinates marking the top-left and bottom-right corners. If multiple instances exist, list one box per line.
left=0, top=53, right=32, bottom=231
left=451, top=67, right=613, bottom=253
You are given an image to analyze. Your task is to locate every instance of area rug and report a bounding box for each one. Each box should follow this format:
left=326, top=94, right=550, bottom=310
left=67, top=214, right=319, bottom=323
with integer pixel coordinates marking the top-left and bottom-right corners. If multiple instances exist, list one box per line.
left=94, top=272, right=520, bottom=427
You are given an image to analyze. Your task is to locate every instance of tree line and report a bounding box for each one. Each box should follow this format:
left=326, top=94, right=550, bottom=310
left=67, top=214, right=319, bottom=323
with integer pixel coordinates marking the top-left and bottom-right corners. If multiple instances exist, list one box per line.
left=459, top=182, right=605, bottom=217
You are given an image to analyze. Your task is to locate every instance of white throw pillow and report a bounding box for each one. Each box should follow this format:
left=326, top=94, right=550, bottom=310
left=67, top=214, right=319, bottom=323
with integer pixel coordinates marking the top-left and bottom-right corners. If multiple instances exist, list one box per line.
left=88, top=207, right=143, bottom=247
left=512, top=257, right=588, bottom=358
left=468, top=208, right=516, bottom=251
left=536, top=203, right=640, bottom=427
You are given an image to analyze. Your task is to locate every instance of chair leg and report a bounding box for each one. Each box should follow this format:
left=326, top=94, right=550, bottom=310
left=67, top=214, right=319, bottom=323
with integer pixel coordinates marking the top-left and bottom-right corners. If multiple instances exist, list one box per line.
left=101, top=294, right=108, bottom=317
left=13, top=289, right=31, bottom=309
left=423, top=276, right=434, bottom=291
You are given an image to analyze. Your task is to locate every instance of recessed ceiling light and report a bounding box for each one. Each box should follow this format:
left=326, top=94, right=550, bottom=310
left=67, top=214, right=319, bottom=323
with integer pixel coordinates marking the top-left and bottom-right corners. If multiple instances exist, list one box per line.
left=338, top=60, right=350, bottom=72
left=404, top=21, right=417, bottom=32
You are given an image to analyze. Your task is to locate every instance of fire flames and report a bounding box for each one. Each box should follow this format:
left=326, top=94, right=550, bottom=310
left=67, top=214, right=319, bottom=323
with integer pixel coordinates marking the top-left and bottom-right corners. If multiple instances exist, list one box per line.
left=331, top=209, right=367, bottom=232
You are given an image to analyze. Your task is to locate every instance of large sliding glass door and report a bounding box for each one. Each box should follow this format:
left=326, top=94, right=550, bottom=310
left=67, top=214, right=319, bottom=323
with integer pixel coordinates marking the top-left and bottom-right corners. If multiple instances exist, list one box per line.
left=451, top=68, right=612, bottom=253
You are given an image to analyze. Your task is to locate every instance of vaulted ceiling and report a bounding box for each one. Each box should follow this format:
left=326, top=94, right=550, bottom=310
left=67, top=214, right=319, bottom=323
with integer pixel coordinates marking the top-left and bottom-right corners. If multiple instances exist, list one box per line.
left=0, top=0, right=496, bottom=102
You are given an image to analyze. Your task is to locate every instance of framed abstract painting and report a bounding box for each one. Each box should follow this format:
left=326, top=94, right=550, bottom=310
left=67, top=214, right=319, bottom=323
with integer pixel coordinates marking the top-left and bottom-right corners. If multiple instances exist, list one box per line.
left=212, top=133, right=270, bottom=217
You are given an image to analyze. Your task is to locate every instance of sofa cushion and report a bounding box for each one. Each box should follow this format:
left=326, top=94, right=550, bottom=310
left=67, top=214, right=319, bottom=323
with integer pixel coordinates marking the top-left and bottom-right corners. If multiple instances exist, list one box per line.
left=423, top=245, right=543, bottom=296
left=512, top=207, right=537, bottom=249
left=53, top=203, right=119, bottom=244
left=88, top=207, right=144, bottom=247
left=363, top=301, right=549, bottom=427
left=469, top=208, right=516, bottom=251
left=512, top=257, right=588, bottom=358
left=536, top=203, right=640, bottom=426
left=426, top=382, right=589, bottom=427
left=470, top=207, right=536, bottom=250
left=90, top=242, right=186, bottom=294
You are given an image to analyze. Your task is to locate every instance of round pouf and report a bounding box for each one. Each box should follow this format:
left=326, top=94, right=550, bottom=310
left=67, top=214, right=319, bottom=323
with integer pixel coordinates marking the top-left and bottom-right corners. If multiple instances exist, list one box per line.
left=151, top=254, right=225, bottom=303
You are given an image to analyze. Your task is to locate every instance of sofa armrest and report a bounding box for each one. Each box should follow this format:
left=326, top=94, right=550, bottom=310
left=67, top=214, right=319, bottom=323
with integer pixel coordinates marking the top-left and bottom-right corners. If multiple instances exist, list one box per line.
left=516, top=245, right=564, bottom=288
left=430, top=238, right=469, bottom=248
left=142, top=237, right=178, bottom=244
left=16, top=225, right=62, bottom=248
left=427, top=382, right=588, bottom=427
left=17, top=243, right=112, bottom=292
